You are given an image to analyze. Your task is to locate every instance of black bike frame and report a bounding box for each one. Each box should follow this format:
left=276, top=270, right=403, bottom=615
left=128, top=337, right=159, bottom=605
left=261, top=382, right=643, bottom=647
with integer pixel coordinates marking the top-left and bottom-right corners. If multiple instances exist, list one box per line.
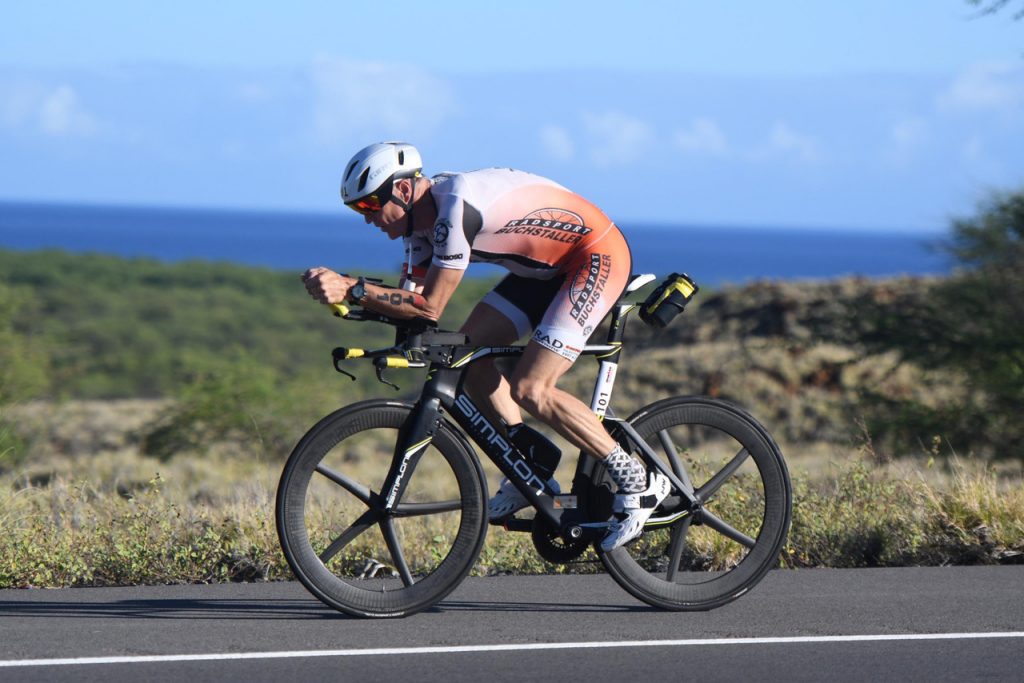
left=374, top=301, right=699, bottom=535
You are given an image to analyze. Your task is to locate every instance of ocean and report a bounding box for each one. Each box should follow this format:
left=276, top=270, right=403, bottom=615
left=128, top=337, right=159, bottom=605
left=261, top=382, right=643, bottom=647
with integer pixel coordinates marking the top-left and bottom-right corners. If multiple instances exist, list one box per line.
left=0, top=201, right=950, bottom=286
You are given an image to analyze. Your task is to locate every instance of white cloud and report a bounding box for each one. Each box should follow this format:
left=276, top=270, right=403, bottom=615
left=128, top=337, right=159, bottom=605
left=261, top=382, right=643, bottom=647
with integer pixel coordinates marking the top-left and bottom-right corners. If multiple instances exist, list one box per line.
left=38, top=85, right=97, bottom=137
left=234, top=81, right=274, bottom=104
left=310, top=56, right=456, bottom=145
left=890, top=118, right=927, bottom=148
left=939, top=62, right=1024, bottom=112
left=0, top=82, right=40, bottom=127
left=0, top=82, right=96, bottom=137
left=751, top=122, right=820, bottom=163
left=963, top=135, right=984, bottom=164
left=582, top=111, right=654, bottom=167
left=673, top=117, right=729, bottom=157
left=885, top=117, right=928, bottom=165
left=539, top=124, right=574, bottom=162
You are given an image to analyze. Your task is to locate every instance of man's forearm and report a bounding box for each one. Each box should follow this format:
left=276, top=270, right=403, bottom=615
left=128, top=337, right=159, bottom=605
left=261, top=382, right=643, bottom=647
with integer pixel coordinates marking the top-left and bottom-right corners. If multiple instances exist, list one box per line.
left=358, top=283, right=434, bottom=319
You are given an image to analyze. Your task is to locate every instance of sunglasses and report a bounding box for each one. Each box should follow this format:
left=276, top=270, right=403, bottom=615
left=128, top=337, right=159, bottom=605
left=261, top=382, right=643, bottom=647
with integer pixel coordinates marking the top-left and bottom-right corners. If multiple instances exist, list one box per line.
left=345, top=177, right=395, bottom=215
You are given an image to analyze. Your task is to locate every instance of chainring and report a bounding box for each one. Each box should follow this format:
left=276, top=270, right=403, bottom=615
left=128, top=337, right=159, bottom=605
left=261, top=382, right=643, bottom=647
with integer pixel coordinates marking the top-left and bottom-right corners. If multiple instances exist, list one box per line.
left=530, top=519, right=591, bottom=564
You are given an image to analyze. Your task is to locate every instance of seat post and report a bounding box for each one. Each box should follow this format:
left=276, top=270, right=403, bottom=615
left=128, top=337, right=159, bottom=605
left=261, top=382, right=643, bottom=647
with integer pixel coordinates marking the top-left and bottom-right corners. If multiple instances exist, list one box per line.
left=604, top=272, right=653, bottom=346
left=603, top=301, right=632, bottom=346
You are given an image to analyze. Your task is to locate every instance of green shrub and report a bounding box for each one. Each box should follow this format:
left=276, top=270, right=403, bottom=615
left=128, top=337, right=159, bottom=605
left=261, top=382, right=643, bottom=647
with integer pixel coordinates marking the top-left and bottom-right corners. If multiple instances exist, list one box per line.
left=855, top=187, right=1024, bottom=460
left=2, top=458, right=1020, bottom=589
left=0, top=283, right=49, bottom=404
left=786, top=462, right=928, bottom=567
left=0, top=248, right=495, bottom=460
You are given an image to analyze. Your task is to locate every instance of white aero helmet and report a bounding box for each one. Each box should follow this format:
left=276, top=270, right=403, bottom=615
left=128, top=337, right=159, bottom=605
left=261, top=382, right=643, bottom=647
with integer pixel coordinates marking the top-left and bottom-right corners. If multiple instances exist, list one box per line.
left=340, top=142, right=422, bottom=212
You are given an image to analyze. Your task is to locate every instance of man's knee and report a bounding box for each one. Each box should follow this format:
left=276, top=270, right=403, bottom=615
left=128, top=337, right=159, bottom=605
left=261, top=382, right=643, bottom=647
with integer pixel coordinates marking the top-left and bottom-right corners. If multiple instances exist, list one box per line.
left=509, top=375, right=552, bottom=413
left=460, top=302, right=519, bottom=345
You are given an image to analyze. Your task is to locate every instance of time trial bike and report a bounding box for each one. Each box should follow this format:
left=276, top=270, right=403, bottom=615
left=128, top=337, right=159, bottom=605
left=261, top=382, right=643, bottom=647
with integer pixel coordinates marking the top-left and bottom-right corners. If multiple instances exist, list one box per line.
left=275, top=273, right=792, bottom=617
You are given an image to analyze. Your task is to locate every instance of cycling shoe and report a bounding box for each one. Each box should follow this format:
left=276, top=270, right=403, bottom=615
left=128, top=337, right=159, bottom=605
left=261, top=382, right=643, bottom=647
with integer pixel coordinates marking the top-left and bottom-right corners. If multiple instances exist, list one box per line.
left=488, top=477, right=560, bottom=521
left=600, top=472, right=671, bottom=551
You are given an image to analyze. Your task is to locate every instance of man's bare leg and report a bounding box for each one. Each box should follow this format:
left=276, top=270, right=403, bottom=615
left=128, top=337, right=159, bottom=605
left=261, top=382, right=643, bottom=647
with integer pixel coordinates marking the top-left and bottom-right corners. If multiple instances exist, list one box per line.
left=508, top=341, right=669, bottom=550
left=506, top=342, right=617, bottom=459
left=458, top=302, right=523, bottom=429
left=462, top=307, right=633, bottom=463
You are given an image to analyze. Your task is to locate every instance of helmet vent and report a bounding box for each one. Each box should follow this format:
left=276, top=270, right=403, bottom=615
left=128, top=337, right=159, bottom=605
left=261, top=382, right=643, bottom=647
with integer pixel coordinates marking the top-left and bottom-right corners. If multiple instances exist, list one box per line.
left=356, top=168, right=370, bottom=193
left=398, top=150, right=405, bottom=164
left=343, top=159, right=359, bottom=182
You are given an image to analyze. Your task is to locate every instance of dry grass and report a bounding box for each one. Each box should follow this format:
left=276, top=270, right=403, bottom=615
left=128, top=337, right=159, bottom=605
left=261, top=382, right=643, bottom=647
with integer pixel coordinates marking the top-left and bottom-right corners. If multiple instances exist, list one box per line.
left=2, top=402, right=1021, bottom=588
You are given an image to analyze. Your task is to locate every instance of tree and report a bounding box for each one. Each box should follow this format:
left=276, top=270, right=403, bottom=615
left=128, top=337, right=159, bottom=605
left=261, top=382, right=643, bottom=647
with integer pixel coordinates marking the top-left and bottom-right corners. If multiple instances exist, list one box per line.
left=966, top=0, right=1024, bottom=20
left=939, top=189, right=1024, bottom=453
left=0, top=284, right=49, bottom=404
left=862, top=188, right=1024, bottom=460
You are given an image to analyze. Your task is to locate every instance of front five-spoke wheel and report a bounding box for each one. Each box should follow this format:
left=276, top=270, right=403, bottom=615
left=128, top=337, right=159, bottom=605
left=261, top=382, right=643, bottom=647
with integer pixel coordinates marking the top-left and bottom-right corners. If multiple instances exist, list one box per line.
left=276, top=400, right=487, bottom=617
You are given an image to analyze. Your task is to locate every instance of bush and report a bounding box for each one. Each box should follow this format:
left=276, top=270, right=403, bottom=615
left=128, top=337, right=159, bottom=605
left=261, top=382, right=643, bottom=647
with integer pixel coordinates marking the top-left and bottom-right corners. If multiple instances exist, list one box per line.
left=857, top=187, right=1024, bottom=460
left=0, top=283, right=50, bottom=470
left=0, top=283, right=49, bottom=404
left=3, top=459, right=1020, bottom=588
left=0, top=249, right=496, bottom=460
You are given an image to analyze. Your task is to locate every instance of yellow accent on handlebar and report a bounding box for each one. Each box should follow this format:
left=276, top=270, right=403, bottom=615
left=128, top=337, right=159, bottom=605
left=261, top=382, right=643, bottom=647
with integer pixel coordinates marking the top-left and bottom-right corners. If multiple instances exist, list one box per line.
left=329, top=303, right=350, bottom=317
left=344, top=349, right=365, bottom=359
left=385, top=357, right=410, bottom=369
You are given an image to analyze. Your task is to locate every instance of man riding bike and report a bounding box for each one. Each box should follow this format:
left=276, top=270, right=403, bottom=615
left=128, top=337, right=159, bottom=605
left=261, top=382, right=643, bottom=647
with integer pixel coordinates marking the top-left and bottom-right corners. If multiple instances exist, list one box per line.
left=302, top=141, right=669, bottom=550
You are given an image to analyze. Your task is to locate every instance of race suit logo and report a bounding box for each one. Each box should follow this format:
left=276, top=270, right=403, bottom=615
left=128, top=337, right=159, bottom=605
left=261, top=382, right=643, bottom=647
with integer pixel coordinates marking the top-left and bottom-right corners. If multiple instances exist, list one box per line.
left=570, top=254, right=611, bottom=327
left=433, top=220, right=451, bottom=246
left=533, top=329, right=582, bottom=360
left=496, top=208, right=591, bottom=245
left=533, top=329, right=565, bottom=350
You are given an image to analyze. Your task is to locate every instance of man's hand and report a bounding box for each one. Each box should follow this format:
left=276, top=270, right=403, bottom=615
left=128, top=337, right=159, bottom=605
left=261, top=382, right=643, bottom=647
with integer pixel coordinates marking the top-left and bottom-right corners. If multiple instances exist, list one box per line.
left=301, top=267, right=355, bottom=304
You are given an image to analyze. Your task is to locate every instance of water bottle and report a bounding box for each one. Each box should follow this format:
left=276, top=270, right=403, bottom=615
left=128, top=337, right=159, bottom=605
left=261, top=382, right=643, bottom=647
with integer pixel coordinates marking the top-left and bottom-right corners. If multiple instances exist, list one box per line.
left=507, top=423, right=562, bottom=480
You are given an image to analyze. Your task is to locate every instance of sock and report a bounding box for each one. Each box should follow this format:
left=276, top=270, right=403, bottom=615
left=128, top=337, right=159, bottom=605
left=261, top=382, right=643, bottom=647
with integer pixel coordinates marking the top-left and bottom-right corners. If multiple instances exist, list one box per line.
left=604, top=445, right=647, bottom=493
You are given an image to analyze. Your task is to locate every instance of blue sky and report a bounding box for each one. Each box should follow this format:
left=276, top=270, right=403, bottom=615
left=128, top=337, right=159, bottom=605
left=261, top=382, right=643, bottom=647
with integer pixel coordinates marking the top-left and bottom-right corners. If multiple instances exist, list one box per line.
left=2, top=1, right=1023, bottom=231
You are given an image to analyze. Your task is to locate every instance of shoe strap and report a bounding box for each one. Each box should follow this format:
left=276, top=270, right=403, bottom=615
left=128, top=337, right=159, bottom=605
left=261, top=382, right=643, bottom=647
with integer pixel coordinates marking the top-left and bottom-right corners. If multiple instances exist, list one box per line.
left=613, top=493, right=661, bottom=512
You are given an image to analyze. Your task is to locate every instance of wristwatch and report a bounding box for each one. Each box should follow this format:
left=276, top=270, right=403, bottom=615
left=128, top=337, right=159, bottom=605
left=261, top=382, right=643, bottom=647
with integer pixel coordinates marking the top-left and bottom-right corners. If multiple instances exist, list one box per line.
left=347, top=277, right=366, bottom=304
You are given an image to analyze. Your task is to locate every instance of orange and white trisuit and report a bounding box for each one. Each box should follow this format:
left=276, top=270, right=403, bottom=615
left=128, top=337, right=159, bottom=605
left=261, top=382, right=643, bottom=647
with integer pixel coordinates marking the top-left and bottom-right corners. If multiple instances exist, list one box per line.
left=402, top=168, right=632, bottom=362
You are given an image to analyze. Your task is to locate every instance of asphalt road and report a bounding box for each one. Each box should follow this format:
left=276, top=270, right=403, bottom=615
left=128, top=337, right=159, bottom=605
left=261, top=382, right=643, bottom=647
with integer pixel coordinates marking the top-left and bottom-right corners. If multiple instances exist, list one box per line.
left=0, top=567, right=1021, bottom=682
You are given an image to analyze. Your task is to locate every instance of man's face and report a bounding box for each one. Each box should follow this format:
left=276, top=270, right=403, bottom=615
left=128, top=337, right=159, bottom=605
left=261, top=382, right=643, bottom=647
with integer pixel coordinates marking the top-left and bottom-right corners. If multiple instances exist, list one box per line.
left=363, top=202, right=406, bottom=239
left=362, top=179, right=409, bottom=239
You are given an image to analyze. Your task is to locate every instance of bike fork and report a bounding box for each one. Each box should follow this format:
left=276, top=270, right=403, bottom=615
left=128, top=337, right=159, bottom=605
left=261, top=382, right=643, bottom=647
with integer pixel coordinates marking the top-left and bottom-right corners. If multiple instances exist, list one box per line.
left=380, top=395, right=443, bottom=511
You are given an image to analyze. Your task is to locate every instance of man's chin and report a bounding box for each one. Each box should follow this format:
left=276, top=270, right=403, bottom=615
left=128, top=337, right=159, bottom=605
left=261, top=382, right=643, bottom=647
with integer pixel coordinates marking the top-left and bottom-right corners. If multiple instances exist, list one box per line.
left=380, top=224, right=404, bottom=240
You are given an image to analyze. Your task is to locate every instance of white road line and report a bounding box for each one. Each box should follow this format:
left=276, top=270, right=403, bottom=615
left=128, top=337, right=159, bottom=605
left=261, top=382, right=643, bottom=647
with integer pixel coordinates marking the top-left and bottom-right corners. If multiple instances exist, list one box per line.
left=3, top=632, right=1023, bottom=668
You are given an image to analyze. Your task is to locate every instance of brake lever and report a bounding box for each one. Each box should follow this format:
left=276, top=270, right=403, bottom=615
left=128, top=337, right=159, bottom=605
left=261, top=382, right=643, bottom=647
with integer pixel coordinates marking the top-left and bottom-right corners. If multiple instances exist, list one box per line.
left=331, top=347, right=358, bottom=380
left=375, top=365, right=401, bottom=391
left=332, top=361, right=357, bottom=381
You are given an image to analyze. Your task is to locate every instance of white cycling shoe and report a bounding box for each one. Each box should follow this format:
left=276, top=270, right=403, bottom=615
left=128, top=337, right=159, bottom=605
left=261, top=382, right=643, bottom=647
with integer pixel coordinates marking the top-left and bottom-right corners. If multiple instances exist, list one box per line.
left=488, top=477, right=560, bottom=521
left=600, top=472, right=671, bottom=552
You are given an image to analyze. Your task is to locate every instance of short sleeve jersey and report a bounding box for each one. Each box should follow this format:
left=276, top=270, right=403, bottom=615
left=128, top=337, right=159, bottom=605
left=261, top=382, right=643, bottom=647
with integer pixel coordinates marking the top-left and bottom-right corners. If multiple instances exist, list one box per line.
left=423, top=168, right=617, bottom=279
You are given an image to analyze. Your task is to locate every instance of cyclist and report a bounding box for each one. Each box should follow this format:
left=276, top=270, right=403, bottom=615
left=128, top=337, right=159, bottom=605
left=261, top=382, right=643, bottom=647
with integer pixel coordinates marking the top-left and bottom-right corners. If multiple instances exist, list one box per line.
left=302, top=141, right=669, bottom=550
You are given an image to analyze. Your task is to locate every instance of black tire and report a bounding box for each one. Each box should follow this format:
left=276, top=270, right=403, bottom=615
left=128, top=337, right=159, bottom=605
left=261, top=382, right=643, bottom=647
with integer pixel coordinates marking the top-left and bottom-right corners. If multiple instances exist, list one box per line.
left=276, top=400, right=488, bottom=617
left=597, top=396, right=791, bottom=611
